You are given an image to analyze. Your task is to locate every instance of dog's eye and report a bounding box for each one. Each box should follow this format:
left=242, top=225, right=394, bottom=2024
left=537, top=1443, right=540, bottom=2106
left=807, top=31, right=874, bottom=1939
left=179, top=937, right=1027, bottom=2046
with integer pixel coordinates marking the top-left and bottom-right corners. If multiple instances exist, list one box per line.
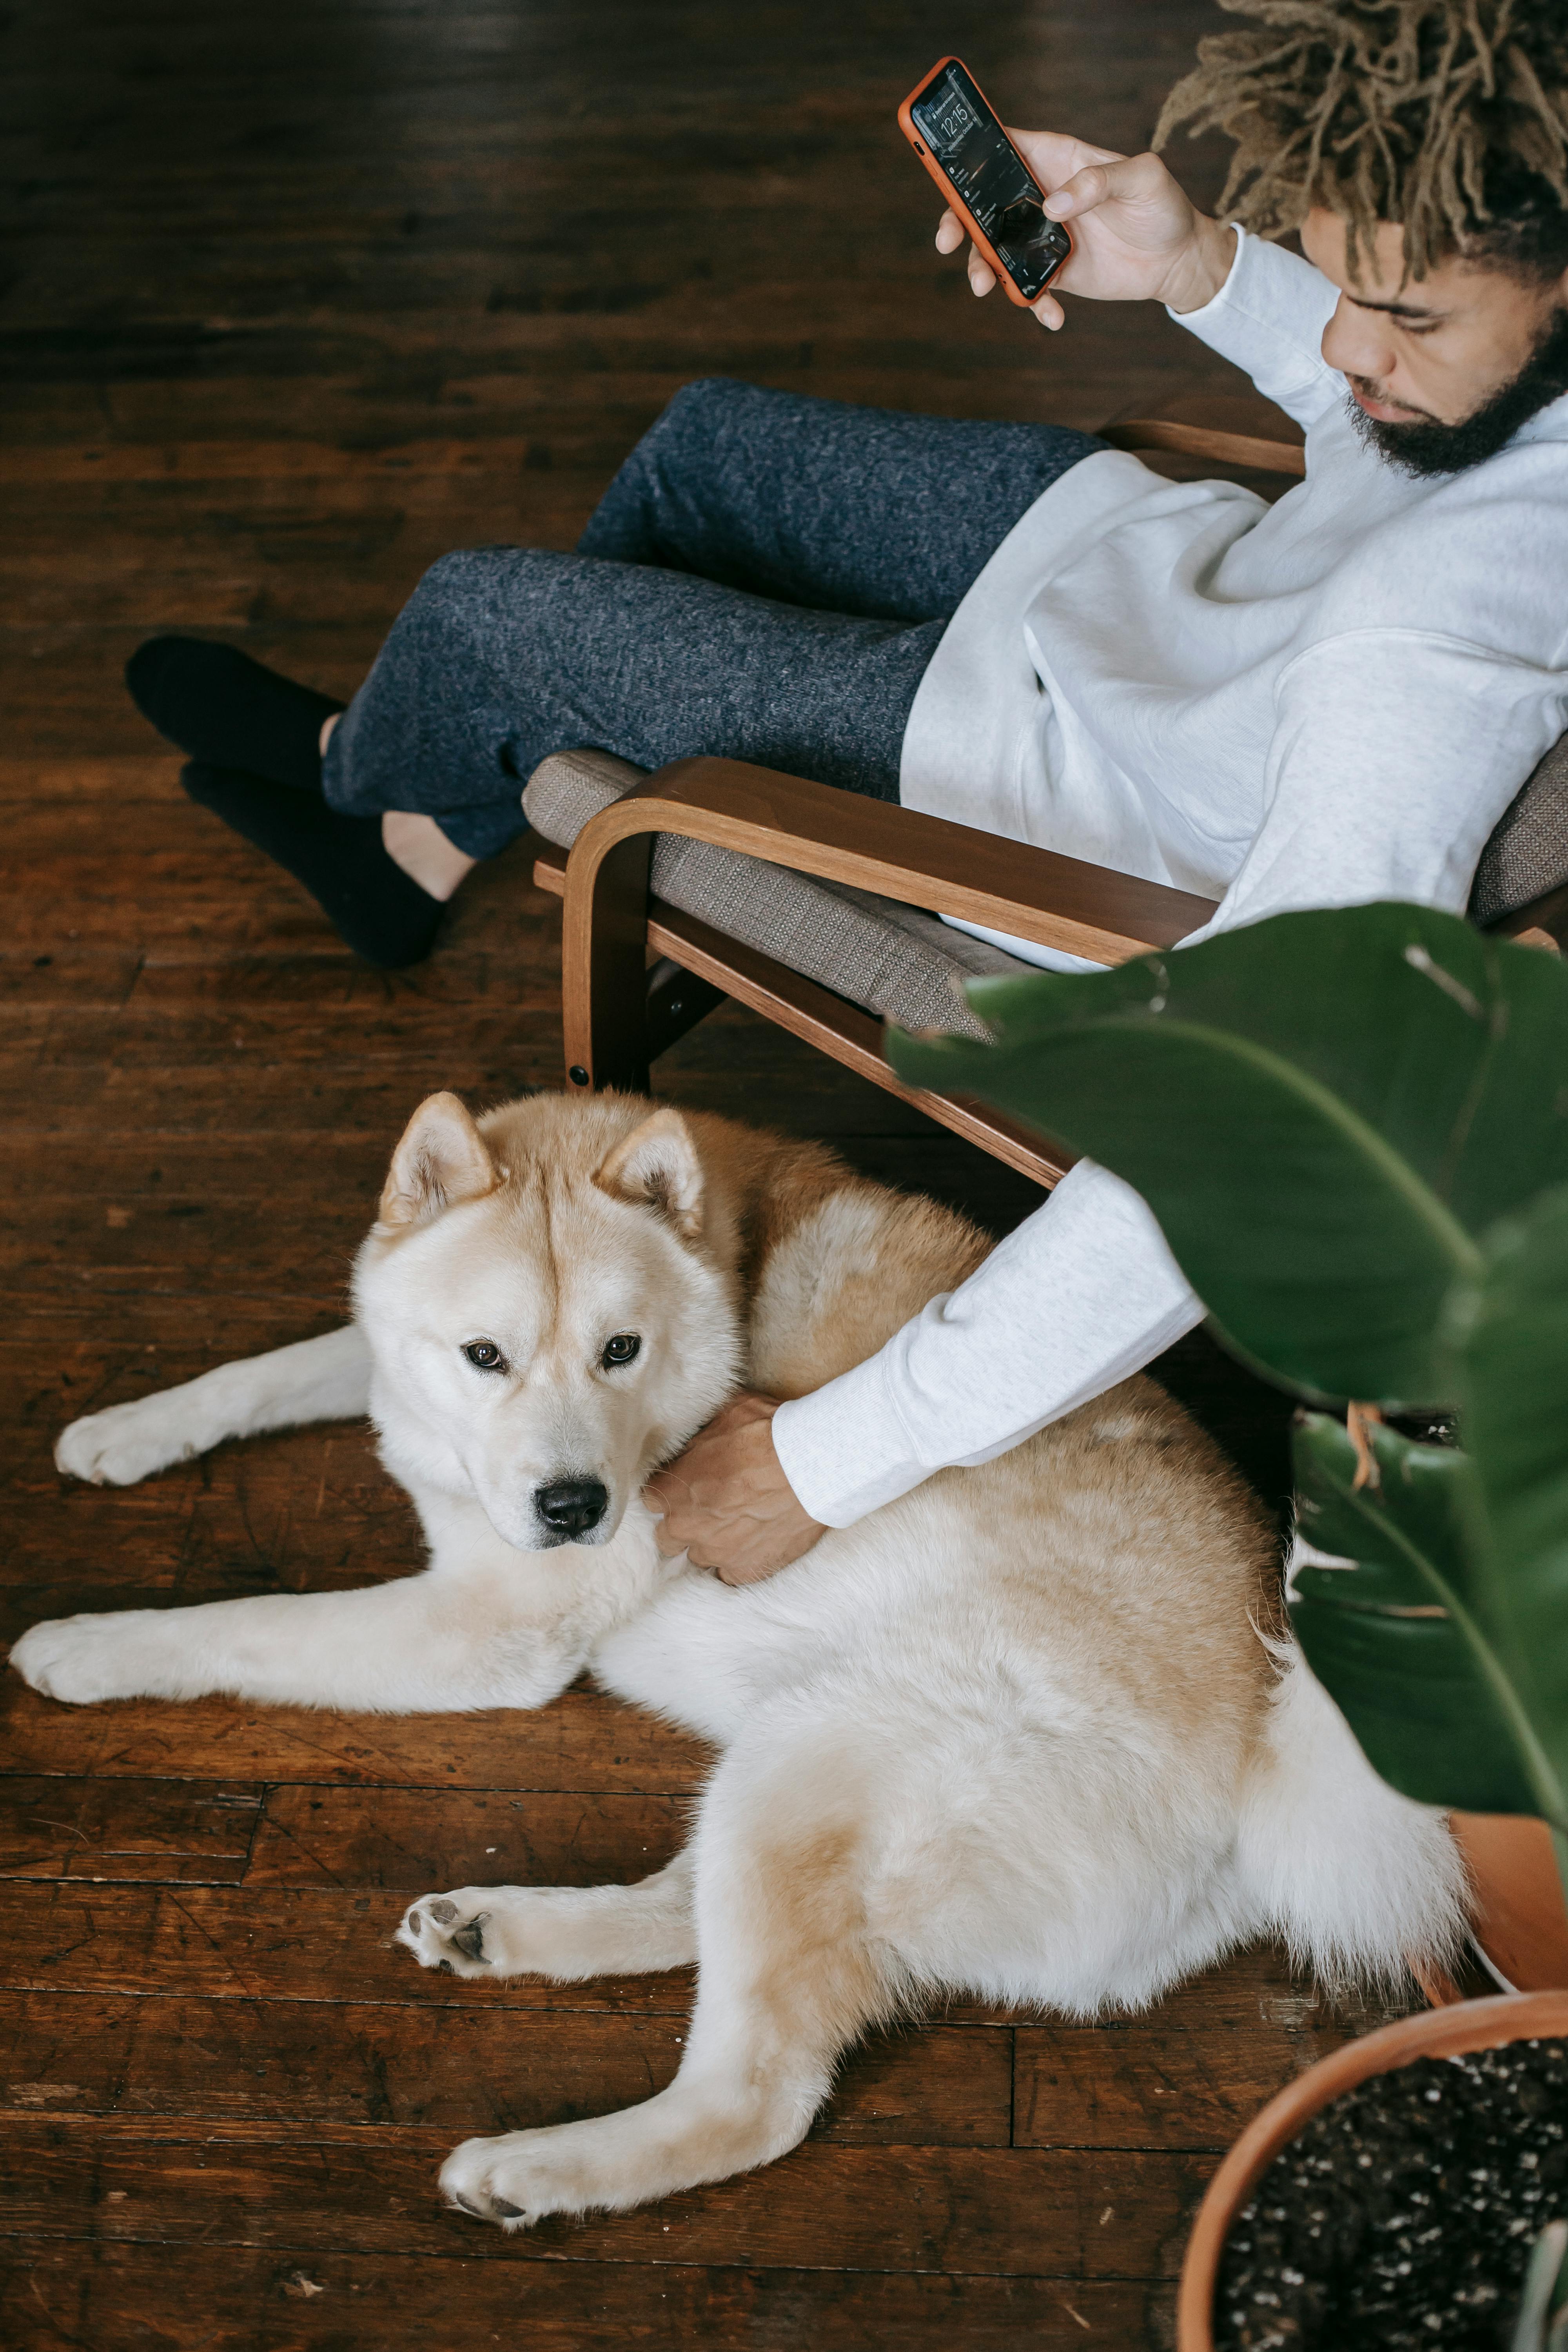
left=462, top=1340, right=508, bottom=1375
left=601, top=1333, right=641, bottom=1369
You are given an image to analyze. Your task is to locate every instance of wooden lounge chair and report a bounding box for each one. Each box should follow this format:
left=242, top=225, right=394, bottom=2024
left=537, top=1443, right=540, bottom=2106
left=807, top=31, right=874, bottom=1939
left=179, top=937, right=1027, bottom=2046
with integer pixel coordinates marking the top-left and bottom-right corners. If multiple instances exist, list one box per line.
left=526, top=394, right=1568, bottom=1191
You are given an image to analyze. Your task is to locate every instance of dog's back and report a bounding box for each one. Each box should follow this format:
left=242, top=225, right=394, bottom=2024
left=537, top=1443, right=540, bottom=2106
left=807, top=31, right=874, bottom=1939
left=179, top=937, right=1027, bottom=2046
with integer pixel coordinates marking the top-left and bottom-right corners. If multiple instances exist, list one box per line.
left=586, top=1120, right=1463, bottom=2011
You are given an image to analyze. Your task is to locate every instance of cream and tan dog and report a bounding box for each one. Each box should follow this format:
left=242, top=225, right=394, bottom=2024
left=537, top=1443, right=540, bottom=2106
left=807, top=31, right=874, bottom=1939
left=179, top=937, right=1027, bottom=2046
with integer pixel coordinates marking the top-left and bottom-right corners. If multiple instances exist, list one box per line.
left=14, top=1090, right=1464, bottom=2229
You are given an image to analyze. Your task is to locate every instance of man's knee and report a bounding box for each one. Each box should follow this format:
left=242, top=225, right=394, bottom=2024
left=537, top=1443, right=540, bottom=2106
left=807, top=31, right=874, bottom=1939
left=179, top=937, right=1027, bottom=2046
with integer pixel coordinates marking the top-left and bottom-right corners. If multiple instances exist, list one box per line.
left=655, top=375, right=747, bottom=428
left=402, top=546, right=553, bottom=645
left=642, top=376, right=785, bottom=465
left=411, top=546, right=508, bottom=607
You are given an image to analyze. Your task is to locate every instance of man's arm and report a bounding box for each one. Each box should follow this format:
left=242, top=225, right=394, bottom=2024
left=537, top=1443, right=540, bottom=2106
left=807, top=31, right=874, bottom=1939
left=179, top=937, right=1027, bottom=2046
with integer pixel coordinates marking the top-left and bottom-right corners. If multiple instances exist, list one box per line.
left=769, top=1163, right=1203, bottom=1524
left=942, top=134, right=1342, bottom=431
left=1164, top=224, right=1343, bottom=432
left=646, top=1167, right=1201, bottom=1575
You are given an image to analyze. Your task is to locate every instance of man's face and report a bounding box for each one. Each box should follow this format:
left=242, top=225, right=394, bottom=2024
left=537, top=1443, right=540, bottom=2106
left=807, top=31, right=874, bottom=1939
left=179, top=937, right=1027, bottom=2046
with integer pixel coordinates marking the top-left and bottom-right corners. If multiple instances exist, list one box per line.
left=1301, top=207, right=1568, bottom=474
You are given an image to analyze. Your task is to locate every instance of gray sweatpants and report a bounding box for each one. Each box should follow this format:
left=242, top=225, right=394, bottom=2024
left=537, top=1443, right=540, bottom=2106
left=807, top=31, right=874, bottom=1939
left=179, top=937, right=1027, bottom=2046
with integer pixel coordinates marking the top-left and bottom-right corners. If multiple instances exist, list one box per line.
left=321, top=378, right=1102, bottom=859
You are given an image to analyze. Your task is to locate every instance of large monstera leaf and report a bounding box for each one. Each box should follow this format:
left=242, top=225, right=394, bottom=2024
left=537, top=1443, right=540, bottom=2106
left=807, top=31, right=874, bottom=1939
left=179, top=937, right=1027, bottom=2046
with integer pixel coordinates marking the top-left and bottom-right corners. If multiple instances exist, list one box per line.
left=1289, top=1416, right=1558, bottom=1823
left=889, top=904, right=1568, bottom=1408
left=1290, top=1186, right=1568, bottom=1833
left=1440, top=1185, right=1568, bottom=1831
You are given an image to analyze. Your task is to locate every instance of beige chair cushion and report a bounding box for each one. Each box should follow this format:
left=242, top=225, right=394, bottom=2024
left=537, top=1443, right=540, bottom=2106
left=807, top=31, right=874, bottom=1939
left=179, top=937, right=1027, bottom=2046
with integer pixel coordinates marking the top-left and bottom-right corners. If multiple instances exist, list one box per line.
left=1470, top=730, right=1568, bottom=927
left=521, top=750, right=1033, bottom=1043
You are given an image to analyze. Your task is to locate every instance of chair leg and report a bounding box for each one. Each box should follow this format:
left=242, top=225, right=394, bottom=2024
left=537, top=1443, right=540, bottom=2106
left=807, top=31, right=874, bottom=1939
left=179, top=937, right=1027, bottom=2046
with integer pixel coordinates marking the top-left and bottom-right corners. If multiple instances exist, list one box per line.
left=562, top=830, right=654, bottom=1094
left=644, top=960, right=726, bottom=1061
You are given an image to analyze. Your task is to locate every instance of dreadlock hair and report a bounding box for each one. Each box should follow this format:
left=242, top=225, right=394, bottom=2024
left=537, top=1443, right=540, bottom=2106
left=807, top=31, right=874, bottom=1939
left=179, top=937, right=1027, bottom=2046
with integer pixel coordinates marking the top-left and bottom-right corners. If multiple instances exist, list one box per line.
left=1154, top=0, right=1568, bottom=283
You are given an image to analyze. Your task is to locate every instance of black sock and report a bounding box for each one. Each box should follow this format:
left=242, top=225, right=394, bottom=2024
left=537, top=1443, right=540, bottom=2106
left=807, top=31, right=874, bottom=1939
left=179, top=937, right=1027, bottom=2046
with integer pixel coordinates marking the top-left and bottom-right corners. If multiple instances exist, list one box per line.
left=128, top=637, right=343, bottom=793
left=181, top=762, right=445, bottom=969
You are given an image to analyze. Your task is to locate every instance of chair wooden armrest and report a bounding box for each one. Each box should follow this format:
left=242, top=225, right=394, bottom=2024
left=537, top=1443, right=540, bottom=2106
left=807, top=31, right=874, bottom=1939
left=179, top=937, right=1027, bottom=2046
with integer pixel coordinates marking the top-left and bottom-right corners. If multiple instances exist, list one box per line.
left=1493, top=881, right=1568, bottom=951
left=540, top=756, right=1216, bottom=1189
left=534, top=745, right=1563, bottom=1188
left=1100, top=419, right=1306, bottom=478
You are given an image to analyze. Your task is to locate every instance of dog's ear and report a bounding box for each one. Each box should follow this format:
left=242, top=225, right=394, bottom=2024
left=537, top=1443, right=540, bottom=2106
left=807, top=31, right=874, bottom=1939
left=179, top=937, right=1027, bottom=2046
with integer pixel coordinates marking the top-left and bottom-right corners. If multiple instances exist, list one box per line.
left=593, top=1107, right=705, bottom=1240
left=378, top=1093, right=496, bottom=1230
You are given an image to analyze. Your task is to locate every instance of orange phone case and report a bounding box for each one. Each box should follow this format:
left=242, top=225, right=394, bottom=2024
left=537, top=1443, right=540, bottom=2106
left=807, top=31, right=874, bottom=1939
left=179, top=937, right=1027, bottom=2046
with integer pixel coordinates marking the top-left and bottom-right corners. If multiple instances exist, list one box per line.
left=898, top=56, right=1070, bottom=309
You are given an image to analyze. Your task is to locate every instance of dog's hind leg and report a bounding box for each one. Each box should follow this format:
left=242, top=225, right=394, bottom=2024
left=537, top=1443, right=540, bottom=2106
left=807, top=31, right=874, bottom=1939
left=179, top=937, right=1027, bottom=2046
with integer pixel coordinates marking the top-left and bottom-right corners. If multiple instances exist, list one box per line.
left=399, top=1850, right=697, bottom=1981
left=436, top=1731, right=896, bottom=2228
left=54, top=1325, right=371, bottom=1488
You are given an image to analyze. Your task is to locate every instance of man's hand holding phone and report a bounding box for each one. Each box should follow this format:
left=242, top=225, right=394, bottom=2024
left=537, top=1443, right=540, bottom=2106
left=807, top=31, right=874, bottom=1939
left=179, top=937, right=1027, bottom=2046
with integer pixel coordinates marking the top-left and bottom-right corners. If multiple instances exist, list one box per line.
left=934, top=130, right=1238, bottom=330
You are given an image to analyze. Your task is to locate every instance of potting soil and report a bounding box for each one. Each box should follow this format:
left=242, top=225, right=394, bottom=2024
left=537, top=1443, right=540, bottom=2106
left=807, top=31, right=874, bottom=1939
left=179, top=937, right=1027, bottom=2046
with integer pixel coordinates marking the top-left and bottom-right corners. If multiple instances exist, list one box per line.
left=1214, top=2037, right=1568, bottom=2349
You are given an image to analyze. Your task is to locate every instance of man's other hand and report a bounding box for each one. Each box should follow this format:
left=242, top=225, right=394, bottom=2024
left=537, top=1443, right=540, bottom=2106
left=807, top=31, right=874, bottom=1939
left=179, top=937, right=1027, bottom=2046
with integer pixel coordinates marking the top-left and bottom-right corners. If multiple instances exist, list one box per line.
left=646, top=1394, right=826, bottom=1585
left=935, top=135, right=1236, bottom=329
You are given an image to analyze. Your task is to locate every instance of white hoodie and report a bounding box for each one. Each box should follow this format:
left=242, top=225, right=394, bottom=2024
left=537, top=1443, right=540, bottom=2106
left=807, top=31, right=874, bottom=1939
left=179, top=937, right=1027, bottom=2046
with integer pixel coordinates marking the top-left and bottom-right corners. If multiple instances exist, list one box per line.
left=771, top=225, right=1568, bottom=1528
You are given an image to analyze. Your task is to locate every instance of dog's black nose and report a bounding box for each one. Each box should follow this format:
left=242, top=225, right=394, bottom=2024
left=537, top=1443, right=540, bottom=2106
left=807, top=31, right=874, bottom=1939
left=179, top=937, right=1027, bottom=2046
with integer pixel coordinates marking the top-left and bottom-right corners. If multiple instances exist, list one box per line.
left=535, top=1478, right=609, bottom=1537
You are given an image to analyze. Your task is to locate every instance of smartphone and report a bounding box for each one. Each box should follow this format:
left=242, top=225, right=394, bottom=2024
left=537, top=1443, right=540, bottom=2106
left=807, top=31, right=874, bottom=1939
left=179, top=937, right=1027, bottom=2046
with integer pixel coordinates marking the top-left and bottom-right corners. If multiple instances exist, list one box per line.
left=898, top=57, right=1071, bottom=307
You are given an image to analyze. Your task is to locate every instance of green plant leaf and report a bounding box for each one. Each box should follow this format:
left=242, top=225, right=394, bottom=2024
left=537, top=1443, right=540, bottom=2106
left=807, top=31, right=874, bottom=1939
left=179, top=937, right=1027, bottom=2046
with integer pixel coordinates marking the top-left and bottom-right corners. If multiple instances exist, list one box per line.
left=887, top=905, right=1568, bottom=1406
left=1289, top=1415, right=1550, bottom=1819
left=1442, top=1186, right=1568, bottom=1831
left=1510, top=2219, right=1568, bottom=2352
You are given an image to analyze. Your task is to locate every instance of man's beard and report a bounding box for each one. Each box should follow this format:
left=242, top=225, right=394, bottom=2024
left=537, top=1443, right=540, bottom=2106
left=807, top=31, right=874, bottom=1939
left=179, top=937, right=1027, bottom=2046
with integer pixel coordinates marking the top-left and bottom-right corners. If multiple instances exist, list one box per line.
left=1348, top=303, right=1568, bottom=477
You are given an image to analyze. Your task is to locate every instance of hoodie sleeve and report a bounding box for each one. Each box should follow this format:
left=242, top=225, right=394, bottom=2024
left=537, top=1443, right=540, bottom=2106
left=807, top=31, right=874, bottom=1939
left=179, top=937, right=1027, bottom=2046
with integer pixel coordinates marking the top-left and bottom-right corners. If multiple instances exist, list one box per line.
left=1167, top=225, right=1343, bottom=432
left=770, top=1159, right=1204, bottom=1526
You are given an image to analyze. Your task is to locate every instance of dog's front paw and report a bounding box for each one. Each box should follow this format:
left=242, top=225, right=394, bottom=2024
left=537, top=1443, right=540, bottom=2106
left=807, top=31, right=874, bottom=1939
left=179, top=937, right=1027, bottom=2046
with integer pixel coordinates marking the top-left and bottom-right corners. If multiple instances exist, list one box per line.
left=10, top=1611, right=173, bottom=1704
left=439, top=2129, right=589, bottom=2229
left=398, top=1889, right=516, bottom=1979
left=55, top=1396, right=201, bottom=1487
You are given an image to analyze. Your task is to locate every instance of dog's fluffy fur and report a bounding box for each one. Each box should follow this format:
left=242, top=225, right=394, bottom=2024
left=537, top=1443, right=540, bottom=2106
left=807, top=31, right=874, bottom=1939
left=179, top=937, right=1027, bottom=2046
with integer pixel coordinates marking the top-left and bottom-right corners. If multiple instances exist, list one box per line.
left=14, top=1091, right=1466, bottom=2229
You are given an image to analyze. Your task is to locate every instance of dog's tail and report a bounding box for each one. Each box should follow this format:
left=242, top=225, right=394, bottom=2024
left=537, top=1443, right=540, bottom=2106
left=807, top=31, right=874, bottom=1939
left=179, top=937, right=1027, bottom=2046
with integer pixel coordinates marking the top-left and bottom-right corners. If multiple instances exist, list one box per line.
left=1234, top=1641, right=1470, bottom=1994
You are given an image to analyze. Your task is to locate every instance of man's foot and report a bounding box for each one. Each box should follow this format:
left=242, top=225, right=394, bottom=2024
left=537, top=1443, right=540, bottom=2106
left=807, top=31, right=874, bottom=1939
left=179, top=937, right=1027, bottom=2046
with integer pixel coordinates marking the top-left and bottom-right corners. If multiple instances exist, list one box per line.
left=381, top=809, right=478, bottom=901
left=127, top=637, right=342, bottom=792
left=181, top=762, right=444, bottom=968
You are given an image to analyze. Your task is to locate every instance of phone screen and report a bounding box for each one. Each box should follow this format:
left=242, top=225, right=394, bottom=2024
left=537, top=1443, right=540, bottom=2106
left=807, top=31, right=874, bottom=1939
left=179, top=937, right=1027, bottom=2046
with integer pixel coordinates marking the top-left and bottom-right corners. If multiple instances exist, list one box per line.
left=911, top=62, right=1070, bottom=300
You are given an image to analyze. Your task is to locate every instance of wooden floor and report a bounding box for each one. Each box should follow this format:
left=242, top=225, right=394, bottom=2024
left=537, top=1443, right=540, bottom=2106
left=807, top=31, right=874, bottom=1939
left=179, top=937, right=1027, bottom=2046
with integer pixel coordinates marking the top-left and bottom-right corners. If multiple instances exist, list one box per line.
left=2, top=5, right=1405, bottom=2344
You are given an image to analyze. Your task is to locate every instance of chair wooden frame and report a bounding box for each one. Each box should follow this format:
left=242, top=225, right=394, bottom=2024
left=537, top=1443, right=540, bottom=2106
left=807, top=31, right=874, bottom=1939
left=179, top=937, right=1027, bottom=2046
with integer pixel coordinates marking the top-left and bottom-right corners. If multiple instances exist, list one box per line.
left=532, top=414, right=1562, bottom=1189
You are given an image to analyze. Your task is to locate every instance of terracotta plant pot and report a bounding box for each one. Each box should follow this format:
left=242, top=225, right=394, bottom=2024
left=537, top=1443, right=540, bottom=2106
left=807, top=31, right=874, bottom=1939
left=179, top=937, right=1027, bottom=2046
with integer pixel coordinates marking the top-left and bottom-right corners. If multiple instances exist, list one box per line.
left=1176, top=1988, right=1568, bottom=2352
left=1452, top=1813, right=1568, bottom=1992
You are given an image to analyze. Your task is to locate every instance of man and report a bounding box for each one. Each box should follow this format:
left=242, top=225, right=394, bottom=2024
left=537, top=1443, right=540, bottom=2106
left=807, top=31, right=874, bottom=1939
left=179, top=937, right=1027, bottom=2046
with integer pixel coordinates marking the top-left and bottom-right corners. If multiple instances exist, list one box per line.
left=649, top=0, right=1568, bottom=1577
left=129, top=3, right=1568, bottom=1576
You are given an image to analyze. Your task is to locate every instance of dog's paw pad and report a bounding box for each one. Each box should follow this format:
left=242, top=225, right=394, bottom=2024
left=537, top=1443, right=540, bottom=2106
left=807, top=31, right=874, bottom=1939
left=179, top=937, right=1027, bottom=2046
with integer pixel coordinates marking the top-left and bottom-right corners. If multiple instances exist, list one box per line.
left=397, top=1892, right=497, bottom=1978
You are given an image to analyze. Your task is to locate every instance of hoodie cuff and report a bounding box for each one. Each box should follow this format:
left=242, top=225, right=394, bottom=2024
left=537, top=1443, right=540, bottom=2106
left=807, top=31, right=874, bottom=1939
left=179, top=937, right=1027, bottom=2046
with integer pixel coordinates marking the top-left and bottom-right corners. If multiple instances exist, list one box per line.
left=770, top=1350, right=932, bottom=1528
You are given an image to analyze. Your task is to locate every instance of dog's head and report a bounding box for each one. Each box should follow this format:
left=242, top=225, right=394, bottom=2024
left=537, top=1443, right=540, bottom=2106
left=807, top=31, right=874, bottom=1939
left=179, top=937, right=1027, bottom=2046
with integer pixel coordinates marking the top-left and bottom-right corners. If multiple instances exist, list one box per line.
left=352, top=1091, right=742, bottom=1552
